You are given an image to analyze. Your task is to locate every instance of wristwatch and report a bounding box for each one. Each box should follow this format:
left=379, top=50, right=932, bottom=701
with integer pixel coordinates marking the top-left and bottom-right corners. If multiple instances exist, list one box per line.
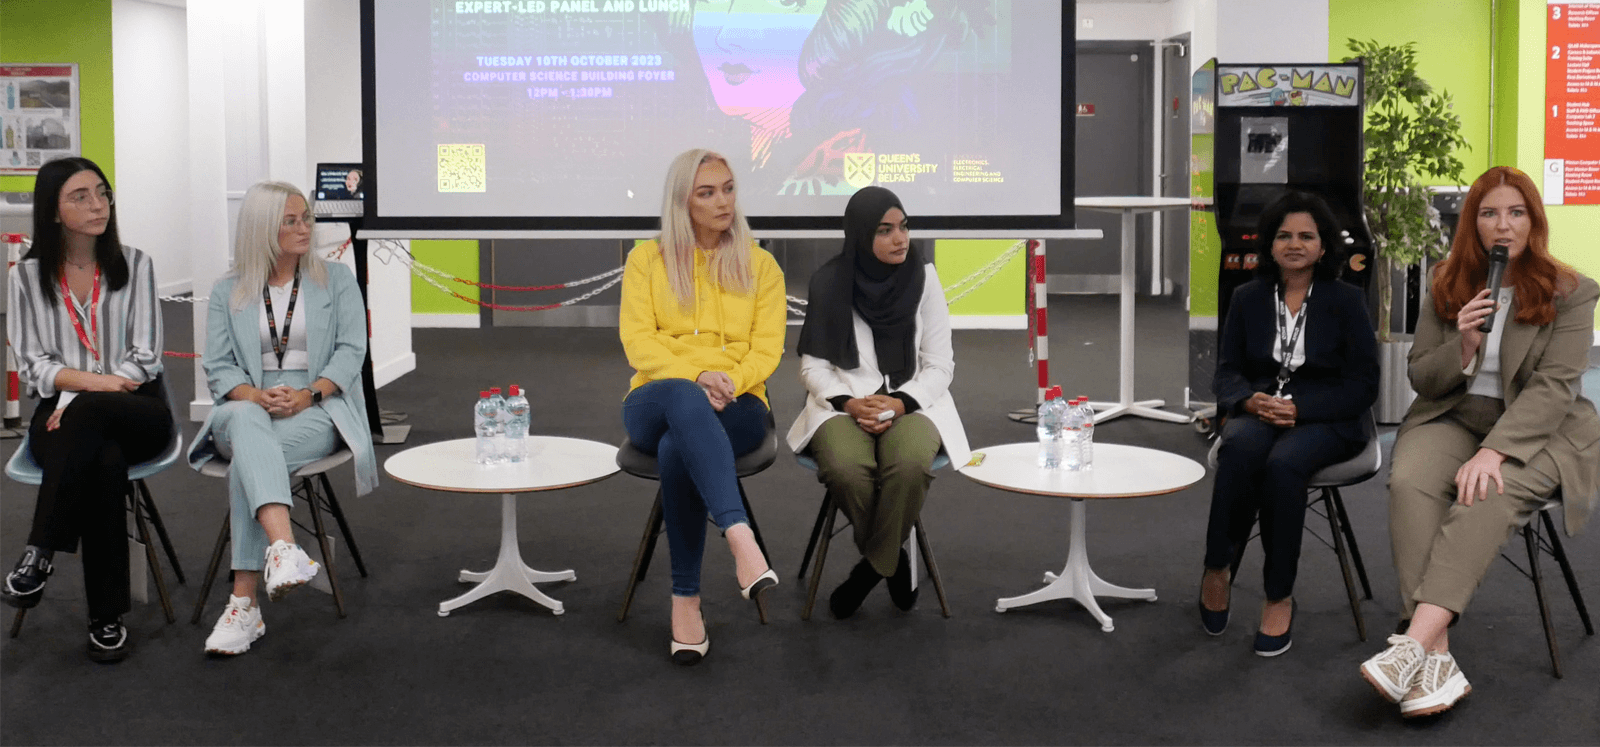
left=303, top=388, right=323, bottom=405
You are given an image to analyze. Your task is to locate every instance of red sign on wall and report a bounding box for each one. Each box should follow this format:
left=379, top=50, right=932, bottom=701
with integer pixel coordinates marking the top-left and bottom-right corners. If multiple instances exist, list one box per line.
left=1545, top=1, right=1600, bottom=204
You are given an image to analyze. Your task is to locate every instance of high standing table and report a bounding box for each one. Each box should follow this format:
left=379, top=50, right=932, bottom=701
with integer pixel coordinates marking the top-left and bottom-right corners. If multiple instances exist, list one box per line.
left=384, top=436, right=619, bottom=617
left=962, top=442, right=1205, bottom=632
left=1074, top=196, right=1195, bottom=424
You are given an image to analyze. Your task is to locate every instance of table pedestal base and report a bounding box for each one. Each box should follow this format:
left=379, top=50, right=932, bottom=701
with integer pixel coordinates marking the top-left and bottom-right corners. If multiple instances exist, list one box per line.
left=1086, top=398, right=1194, bottom=425
left=994, top=499, right=1156, bottom=631
left=438, top=493, right=575, bottom=617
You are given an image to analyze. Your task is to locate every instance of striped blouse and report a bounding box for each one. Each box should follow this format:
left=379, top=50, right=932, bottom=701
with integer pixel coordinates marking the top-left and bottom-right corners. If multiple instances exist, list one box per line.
left=5, top=245, right=163, bottom=399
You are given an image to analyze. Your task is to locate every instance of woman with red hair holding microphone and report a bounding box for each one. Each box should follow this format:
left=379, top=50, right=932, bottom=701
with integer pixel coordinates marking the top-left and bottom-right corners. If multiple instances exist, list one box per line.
left=1361, top=166, right=1598, bottom=717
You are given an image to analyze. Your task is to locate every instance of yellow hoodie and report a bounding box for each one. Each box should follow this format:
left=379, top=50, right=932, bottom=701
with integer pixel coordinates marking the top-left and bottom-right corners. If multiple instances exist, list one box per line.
left=619, top=240, right=787, bottom=405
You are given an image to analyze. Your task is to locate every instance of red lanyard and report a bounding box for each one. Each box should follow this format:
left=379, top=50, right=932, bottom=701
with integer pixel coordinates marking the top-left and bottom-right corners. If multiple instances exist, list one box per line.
left=59, top=266, right=102, bottom=369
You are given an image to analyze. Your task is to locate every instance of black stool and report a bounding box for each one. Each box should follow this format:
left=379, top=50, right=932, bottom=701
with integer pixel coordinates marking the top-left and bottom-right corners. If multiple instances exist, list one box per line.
left=794, top=452, right=952, bottom=621
left=190, top=449, right=368, bottom=622
left=615, top=416, right=777, bottom=622
left=1500, top=490, right=1593, bottom=678
left=1208, top=411, right=1381, bottom=640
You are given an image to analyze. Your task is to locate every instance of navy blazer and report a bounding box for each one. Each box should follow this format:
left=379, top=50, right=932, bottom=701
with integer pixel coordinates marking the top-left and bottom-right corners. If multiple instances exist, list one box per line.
left=1214, top=278, right=1379, bottom=439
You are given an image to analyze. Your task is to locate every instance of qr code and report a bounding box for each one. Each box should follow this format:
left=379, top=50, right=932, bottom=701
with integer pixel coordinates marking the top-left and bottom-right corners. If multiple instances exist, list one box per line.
left=25, top=151, right=40, bottom=166
left=438, top=144, right=486, bottom=193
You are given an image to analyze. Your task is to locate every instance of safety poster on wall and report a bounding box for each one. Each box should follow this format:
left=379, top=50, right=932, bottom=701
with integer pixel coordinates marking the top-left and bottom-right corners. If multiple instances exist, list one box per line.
left=0, top=64, right=80, bottom=175
left=1545, top=1, right=1600, bottom=204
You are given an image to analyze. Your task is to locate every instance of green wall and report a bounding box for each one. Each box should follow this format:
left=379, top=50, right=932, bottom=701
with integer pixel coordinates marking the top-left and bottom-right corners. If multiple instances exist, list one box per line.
left=1328, top=0, right=1492, bottom=185
left=0, top=0, right=116, bottom=193
left=938, top=239, right=1027, bottom=317
left=410, top=240, right=480, bottom=314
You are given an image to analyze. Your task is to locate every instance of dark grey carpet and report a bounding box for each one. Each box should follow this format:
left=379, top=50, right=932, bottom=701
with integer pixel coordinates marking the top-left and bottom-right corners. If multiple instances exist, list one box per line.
left=1, top=298, right=1595, bottom=746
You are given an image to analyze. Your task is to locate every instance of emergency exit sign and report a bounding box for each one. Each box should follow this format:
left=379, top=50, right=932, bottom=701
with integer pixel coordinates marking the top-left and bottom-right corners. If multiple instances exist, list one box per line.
left=1545, top=1, right=1600, bottom=204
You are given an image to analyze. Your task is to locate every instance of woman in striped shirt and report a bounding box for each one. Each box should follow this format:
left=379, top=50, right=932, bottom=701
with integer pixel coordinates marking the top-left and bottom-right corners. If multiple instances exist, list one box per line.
left=2, top=157, right=169, bottom=662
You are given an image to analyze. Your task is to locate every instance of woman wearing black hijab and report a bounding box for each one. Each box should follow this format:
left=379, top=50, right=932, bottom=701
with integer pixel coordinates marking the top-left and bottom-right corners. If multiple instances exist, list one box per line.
left=787, top=186, right=971, bottom=618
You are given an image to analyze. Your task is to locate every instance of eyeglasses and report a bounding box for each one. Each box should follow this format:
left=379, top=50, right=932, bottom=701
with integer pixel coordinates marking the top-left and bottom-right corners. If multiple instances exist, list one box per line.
left=64, top=187, right=114, bottom=209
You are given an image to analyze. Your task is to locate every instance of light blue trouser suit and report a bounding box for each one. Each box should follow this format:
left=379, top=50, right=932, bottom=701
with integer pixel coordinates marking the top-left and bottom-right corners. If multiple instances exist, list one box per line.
left=210, top=370, right=339, bottom=571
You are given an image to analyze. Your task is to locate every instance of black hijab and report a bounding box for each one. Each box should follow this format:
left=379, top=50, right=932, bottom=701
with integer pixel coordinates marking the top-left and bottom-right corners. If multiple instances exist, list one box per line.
left=796, top=186, right=926, bottom=387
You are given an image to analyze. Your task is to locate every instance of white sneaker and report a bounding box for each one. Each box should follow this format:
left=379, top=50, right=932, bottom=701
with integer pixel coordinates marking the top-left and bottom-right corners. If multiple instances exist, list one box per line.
left=1360, top=634, right=1427, bottom=703
left=1400, top=651, right=1471, bottom=717
left=264, top=540, right=319, bottom=601
left=204, top=595, right=265, bottom=655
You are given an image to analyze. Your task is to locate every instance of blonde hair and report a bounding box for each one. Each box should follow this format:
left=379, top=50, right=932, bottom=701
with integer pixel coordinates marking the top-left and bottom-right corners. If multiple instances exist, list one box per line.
left=657, top=149, right=755, bottom=308
left=229, top=181, right=329, bottom=309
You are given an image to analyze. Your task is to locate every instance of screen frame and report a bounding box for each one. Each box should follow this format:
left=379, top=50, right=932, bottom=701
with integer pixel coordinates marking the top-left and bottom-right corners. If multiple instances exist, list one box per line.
left=359, top=0, right=1076, bottom=235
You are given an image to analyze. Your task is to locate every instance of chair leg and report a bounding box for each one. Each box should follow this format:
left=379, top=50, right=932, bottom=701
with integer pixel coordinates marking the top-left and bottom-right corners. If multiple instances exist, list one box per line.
left=738, top=481, right=770, bottom=564
left=1323, top=488, right=1366, bottom=642
left=797, top=495, right=832, bottom=582
left=1328, top=487, right=1373, bottom=600
left=318, top=473, right=368, bottom=579
left=131, top=486, right=176, bottom=624
left=802, top=499, right=838, bottom=622
left=914, top=519, right=951, bottom=619
left=617, top=490, right=665, bottom=623
left=302, top=477, right=346, bottom=618
left=1526, top=522, right=1563, bottom=678
left=1542, top=510, right=1595, bottom=636
left=9, top=609, right=24, bottom=638
left=191, top=514, right=232, bottom=625
left=136, top=480, right=186, bottom=585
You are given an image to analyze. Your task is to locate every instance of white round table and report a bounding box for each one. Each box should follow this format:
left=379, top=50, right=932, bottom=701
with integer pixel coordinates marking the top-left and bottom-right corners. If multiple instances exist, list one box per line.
left=961, top=442, right=1206, bottom=631
left=384, top=436, right=619, bottom=617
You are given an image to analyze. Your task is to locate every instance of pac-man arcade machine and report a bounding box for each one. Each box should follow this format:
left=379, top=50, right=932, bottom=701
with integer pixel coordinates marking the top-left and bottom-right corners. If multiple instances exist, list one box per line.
left=1212, top=63, right=1372, bottom=324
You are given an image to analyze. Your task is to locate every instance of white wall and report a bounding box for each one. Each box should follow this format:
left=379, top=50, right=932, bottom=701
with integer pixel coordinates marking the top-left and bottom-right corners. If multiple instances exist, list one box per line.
left=1078, top=2, right=1172, bottom=41
left=112, top=0, right=190, bottom=296
left=1217, top=0, right=1328, bottom=64
left=304, top=0, right=414, bottom=389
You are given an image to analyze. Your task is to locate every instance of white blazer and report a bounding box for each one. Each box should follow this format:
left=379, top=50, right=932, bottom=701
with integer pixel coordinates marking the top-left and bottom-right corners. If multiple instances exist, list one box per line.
left=786, top=266, right=971, bottom=468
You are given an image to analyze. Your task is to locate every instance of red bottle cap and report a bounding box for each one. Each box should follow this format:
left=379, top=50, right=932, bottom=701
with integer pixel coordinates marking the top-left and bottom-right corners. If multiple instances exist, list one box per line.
left=490, top=387, right=501, bottom=395
left=1046, top=385, right=1063, bottom=400
left=480, top=391, right=489, bottom=398
left=509, top=385, right=520, bottom=396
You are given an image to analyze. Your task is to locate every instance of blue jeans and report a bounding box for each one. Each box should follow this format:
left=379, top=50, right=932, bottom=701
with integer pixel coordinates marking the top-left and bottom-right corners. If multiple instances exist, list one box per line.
left=622, top=379, right=769, bottom=596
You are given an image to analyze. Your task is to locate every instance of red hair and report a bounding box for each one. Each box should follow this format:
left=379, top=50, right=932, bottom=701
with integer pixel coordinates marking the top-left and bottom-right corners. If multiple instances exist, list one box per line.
left=1432, top=166, right=1577, bottom=326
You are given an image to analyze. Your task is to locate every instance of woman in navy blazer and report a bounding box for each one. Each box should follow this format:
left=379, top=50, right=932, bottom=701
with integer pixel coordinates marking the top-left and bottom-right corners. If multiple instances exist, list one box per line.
left=1200, top=191, right=1379, bottom=655
left=186, top=181, right=378, bottom=656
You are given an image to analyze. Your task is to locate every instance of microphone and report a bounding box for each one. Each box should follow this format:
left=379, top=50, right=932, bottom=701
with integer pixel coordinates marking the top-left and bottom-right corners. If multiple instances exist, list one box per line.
left=1478, top=246, right=1510, bottom=333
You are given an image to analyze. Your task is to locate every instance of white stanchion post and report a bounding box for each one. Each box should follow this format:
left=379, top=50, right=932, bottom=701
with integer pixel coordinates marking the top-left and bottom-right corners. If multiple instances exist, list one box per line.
left=3, top=233, right=27, bottom=431
left=1008, top=239, right=1048, bottom=424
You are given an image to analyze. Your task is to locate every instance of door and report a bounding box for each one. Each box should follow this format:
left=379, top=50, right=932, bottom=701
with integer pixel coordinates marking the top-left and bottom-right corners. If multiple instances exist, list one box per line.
left=1061, top=42, right=1153, bottom=294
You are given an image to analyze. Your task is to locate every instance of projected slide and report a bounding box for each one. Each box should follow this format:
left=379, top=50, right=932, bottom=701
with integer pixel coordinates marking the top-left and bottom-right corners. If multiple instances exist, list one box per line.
left=369, top=0, right=1064, bottom=225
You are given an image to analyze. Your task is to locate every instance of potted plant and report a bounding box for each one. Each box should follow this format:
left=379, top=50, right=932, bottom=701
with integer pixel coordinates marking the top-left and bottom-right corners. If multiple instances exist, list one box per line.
left=1344, top=39, right=1469, bottom=422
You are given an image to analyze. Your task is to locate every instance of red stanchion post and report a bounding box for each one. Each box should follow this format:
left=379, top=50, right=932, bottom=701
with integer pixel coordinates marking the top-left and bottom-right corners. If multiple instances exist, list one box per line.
left=1008, top=240, right=1048, bottom=424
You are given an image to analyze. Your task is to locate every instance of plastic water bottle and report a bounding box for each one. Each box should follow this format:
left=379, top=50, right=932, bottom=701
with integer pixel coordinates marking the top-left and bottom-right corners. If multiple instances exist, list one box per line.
left=1076, top=397, right=1095, bottom=471
left=1061, top=396, right=1085, bottom=471
left=474, top=391, right=497, bottom=465
left=503, top=384, right=530, bottom=462
left=486, top=387, right=508, bottom=463
left=1036, top=386, right=1068, bottom=468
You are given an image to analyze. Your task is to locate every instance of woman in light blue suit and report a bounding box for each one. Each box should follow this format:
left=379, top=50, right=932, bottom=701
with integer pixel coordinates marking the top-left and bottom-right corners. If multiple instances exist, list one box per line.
left=186, top=181, right=377, bottom=655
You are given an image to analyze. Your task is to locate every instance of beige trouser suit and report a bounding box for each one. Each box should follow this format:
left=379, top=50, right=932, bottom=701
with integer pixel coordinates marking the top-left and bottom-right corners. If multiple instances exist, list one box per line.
left=1388, top=275, right=1600, bottom=618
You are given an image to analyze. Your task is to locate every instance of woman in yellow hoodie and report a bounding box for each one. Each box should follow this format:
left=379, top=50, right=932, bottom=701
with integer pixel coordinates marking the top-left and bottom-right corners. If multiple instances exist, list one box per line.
left=620, top=149, right=786, bottom=665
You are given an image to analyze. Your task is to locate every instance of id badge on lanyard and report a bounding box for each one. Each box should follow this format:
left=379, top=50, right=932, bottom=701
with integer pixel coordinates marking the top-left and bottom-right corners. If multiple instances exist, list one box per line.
left=60, top=268, right=103, bottom=374
left=1274, top=282, right=1312, bottom=397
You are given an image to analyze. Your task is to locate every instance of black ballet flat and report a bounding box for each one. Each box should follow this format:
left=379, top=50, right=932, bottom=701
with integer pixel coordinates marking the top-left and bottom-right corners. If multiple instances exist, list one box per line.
left=1198, top=569, right=1230, bottom=636
left=830, top=558, right=882, bottom=620
left=1254, top=600, right=1295, bottom=657
left=886, top=549, right=918, bottom=611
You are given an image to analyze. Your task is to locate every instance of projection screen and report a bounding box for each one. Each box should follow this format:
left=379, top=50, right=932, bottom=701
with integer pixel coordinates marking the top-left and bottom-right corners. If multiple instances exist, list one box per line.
left=361, top=0, right=1073, bottom=234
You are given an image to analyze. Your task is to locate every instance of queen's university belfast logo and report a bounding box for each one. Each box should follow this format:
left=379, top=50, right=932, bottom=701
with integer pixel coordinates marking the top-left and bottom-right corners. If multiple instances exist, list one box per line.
left=845, top=152, right=875, bottom=188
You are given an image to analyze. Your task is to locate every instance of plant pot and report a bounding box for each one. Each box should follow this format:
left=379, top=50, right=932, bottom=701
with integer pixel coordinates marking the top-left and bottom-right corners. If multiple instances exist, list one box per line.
left=1377, top=335, right=1415, bottom=425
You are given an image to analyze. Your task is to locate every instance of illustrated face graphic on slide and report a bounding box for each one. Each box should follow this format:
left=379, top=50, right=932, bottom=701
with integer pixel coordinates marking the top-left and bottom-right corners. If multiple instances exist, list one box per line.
left=693, top=0, right=824, bottom=115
